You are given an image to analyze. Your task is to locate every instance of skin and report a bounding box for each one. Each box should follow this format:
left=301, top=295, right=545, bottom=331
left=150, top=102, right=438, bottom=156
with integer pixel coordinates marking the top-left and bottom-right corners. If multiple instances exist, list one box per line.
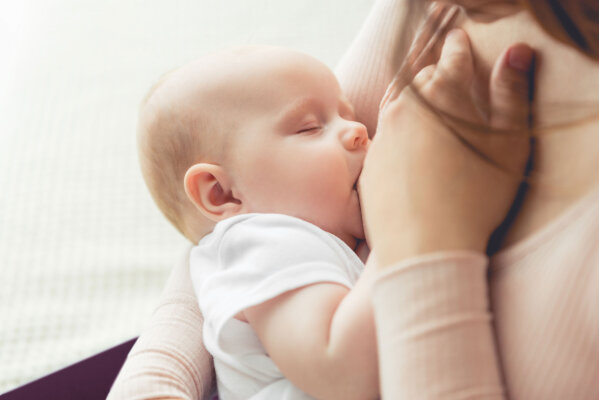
left=180, top=47, right=369, bottom=251
left=455, top=4, right=599, bottom=248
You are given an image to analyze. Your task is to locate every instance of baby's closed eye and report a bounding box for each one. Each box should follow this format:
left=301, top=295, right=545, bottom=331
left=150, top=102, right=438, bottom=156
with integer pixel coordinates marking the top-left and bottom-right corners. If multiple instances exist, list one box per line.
left=296, top=125, right=321, bottom=134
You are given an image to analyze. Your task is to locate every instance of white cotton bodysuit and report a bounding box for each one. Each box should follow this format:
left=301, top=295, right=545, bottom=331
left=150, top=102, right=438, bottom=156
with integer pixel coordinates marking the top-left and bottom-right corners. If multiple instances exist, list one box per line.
left=189, top=213, right=364, bottom=400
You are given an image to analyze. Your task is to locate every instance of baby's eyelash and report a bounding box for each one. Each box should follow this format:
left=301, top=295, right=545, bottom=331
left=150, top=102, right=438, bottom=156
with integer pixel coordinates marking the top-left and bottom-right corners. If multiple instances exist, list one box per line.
left=297, top=126, right=321, bottom=134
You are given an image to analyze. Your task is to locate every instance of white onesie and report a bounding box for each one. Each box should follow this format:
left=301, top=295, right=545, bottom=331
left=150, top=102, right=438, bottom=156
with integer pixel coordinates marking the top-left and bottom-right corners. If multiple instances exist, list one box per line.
left=190, top=213, right=364, bottom=400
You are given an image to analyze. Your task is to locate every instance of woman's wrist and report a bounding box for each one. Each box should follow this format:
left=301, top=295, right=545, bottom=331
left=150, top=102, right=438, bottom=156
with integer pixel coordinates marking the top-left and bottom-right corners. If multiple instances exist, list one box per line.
left=372, top=226, right=487, bottom=269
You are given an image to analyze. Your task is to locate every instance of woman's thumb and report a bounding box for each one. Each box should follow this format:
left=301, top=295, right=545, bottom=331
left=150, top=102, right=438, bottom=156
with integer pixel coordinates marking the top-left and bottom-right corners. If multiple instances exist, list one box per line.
left=489, top=44, right=535, bottom=130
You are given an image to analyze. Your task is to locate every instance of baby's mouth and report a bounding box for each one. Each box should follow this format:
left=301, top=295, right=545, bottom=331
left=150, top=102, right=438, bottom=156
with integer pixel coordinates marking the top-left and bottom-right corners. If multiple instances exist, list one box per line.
left=353, top=169, right=362, bottom=193
left=352, top=177, right=362, bottom=203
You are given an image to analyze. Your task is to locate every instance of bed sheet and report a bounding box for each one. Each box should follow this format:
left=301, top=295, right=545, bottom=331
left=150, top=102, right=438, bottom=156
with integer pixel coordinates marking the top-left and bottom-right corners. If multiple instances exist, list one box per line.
left=0, top=0, right=371, bottom=392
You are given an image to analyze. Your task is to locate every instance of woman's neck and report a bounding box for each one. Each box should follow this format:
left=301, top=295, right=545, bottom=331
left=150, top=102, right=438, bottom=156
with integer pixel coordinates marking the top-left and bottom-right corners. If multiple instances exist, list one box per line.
left=458, top=8, right=599, bottom=248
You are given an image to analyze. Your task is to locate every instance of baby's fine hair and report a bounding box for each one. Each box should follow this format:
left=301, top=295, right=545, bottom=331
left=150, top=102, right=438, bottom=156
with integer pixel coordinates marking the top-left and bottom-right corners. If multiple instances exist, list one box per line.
left=137, top=69, right=224, bottom=243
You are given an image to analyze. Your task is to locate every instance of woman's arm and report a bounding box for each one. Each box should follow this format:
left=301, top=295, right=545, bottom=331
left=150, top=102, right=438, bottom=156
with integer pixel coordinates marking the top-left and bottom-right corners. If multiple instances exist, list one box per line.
left=107, top=245, right=215, bottom=400
left=373, top=251, right=504, bottom=398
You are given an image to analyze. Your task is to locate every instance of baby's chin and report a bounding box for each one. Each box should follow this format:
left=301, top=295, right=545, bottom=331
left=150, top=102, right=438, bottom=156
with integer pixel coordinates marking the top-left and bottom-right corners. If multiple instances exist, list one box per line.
left=347, top=219, right=367, bottom=252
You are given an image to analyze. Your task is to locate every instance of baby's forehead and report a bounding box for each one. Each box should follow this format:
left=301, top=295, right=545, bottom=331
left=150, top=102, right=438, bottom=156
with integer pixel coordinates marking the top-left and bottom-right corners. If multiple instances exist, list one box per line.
left=182, top=46, right=333, bottom=91
left=149, top=46, right=342, bottom=143
left=167, top=47, right=334, bottom=110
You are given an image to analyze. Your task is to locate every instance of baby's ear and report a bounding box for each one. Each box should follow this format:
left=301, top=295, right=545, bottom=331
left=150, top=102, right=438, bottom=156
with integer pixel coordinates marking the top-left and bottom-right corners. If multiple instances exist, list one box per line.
left=184, top=163, right=242, bottom=222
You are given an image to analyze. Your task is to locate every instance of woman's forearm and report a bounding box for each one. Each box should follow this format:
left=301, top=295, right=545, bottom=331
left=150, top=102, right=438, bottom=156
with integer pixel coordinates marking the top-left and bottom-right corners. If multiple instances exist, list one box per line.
left=372, top=251, right=506, bottom=399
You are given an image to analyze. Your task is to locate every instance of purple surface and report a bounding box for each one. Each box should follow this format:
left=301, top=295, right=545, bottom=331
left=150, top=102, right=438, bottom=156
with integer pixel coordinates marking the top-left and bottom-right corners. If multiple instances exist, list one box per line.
left=0, top=338, right=137, bottom=400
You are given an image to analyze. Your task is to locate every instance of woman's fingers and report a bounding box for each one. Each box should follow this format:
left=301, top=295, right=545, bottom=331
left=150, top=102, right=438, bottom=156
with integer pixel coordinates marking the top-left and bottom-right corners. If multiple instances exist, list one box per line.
left=489, top=43, right=535, bottom=130
left=417, top=28, right=479, bottom=123
left=380, top=28, right=480, bottom=132
left=405, top=4, right=461, bottom=75
left=412, top=64, right=435, bottom=87
left=476, top=43, right=535, bottom=174
left=434, top=29, right=474, bottom=89
left=379, top=5, right=460, bottom=113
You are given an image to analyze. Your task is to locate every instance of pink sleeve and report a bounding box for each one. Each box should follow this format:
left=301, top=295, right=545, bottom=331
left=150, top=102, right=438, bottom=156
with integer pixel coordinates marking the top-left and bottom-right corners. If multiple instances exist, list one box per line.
left=107, top=246, right=215, bottom=400
left=371, top=251, right=506, bottom=399
left=335, top=0, right=406, bottom=135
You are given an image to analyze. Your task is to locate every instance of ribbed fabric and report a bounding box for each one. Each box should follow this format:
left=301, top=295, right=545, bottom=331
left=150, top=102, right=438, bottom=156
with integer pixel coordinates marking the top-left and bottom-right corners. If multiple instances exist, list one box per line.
left=373, top=252, right=504, bottom=399
left=107, top=247, right=215, bottom=400
left=372, top=184, right=599, bottom=399
left=489, top=184, right=599, bottom=400
left=335, top=0, right=407, bottom=136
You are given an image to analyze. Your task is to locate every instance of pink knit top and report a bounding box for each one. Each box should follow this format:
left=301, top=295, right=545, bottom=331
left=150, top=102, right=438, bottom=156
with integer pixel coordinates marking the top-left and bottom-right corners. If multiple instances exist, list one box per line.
left=372, top=183, right=599, bottom=399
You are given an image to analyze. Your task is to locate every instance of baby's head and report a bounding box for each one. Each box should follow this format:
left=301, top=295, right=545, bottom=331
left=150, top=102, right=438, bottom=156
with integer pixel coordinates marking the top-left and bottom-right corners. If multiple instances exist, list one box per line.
left=138, top=46, right=369, bottom=248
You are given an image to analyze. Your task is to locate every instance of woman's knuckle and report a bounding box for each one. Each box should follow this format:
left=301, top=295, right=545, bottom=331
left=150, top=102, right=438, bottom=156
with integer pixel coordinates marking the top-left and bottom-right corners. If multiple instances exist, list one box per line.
left=413, top=65, right=435, bottom=87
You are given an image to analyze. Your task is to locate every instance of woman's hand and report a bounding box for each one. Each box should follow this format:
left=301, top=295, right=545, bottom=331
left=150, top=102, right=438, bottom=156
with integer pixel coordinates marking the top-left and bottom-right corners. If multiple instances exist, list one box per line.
left=360, top=29, right=535, bottom=268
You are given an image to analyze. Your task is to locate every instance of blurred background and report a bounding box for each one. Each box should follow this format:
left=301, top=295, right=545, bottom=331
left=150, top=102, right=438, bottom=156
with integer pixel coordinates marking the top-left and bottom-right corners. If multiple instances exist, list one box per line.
left=0, top=0, right=371, bottom=392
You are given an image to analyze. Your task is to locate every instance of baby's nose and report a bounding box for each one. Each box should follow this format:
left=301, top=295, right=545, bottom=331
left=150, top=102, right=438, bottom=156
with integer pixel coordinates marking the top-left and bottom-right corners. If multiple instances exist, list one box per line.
left=342, top=121, right=369, bottom=150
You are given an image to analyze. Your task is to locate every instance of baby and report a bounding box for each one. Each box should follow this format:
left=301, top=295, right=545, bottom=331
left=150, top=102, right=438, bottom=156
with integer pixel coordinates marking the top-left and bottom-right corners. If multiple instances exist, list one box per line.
left=138, top=46, right=379, bottom=400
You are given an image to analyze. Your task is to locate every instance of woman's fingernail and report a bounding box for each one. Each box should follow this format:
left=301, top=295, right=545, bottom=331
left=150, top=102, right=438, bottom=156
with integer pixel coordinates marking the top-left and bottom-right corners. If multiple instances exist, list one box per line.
left=508, top=45, right=534, bottom=71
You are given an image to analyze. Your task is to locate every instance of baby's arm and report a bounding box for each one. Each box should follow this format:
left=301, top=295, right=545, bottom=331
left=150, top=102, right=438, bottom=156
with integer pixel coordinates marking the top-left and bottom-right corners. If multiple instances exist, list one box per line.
left=243, top=255, right=380, bottom=400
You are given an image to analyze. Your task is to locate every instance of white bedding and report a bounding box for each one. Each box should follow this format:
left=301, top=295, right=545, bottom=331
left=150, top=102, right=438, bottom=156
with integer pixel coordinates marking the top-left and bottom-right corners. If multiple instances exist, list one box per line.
left=0, top=0, right=371, bottom=392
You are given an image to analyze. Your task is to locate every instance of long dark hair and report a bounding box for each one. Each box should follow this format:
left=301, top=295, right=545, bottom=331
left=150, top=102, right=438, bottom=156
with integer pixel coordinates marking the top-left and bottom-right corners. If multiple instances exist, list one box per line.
left=522, top=0, right=599, bottom=59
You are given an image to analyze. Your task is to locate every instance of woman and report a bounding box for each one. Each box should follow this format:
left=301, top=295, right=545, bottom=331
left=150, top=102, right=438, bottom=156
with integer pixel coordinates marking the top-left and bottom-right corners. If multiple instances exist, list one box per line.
left=109, top=0, right=599, bottom=399
left=365, top=0, right=599, bottom=399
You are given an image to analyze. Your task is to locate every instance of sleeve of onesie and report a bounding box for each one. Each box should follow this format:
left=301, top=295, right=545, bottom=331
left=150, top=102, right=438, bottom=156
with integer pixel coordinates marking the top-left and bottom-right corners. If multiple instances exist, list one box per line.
left=371, top=251, right=506, bottom=400
left=193, top=215, right=362, bottom=348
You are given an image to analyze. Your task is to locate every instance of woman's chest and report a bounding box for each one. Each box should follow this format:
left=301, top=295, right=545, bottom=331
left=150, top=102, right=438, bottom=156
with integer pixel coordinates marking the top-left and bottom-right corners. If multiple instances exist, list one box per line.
left=489, top=252, right=599, bottom=399
left=489, top=205, right=599, bottom=399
